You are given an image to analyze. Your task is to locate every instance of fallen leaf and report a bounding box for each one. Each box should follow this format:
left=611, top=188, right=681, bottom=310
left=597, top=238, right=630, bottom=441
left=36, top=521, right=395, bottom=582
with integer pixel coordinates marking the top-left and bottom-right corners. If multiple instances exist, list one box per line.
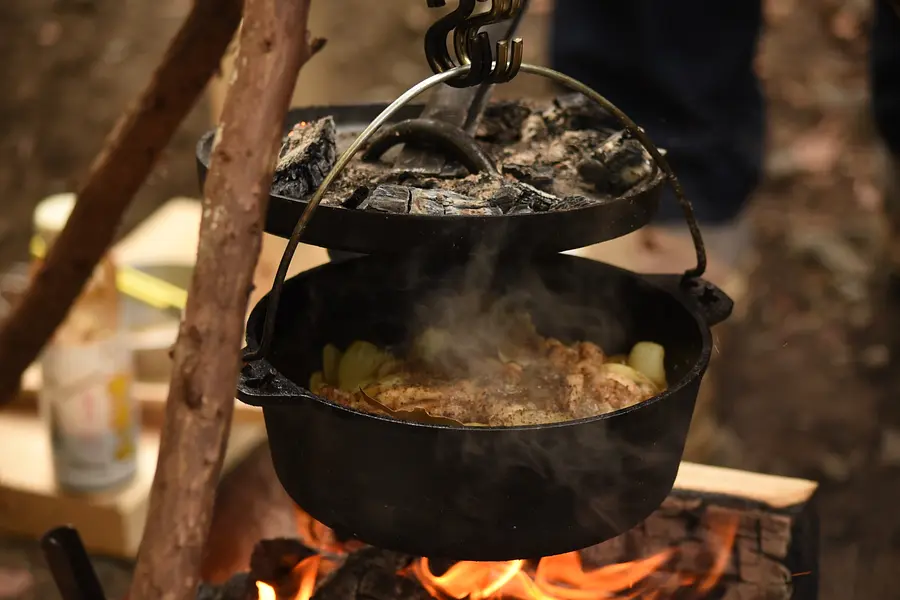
left=359, top=388, right=466, bottom=427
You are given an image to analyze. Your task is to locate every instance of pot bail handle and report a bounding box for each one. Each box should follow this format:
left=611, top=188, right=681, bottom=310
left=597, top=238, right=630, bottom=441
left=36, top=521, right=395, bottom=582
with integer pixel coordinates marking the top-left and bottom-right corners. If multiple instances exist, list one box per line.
left=244, top=63, right=708, bottom=362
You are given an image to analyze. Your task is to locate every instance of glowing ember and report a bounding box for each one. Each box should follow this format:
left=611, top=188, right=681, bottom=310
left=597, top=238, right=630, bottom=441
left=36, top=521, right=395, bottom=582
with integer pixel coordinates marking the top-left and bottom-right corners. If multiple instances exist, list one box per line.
left=256, top=555, right=322, bottom=600
left=256, top=509, right=739, bottom=600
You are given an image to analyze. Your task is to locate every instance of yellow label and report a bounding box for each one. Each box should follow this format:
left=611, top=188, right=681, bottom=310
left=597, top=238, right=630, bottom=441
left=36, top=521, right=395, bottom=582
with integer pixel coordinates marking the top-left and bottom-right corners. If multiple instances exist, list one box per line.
left=108, top=372, right=136, bottom=461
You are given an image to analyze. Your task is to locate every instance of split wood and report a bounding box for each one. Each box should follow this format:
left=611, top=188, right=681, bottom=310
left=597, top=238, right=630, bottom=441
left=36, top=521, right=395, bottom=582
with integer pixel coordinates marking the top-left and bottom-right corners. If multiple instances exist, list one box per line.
left=0, top=0, right=243, bottom=405
left=127, top=0, right=321, bottom=599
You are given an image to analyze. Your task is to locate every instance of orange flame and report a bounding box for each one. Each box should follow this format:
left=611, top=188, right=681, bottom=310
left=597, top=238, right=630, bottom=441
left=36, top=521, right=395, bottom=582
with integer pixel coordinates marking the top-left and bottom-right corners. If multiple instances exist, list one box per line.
left=410, top=515, right=739, bottom=600
left=295, top=508, right=365, bottom=556
left=257, top=509, right=739, bottom=600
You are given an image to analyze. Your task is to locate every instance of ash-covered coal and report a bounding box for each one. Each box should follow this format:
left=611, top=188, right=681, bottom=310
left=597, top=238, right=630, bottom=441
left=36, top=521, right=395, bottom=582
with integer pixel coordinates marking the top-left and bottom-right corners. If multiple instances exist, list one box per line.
left=271, top=117, right=338, bottom=200
left=270, top=94, right=658, bottom=216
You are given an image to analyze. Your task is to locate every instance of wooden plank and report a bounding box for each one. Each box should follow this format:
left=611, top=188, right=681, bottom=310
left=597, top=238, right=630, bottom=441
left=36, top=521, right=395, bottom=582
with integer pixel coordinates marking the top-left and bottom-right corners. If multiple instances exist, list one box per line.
left=0, top=412, right=266, bottom=559
left=673, top=462, right=818, bottom=509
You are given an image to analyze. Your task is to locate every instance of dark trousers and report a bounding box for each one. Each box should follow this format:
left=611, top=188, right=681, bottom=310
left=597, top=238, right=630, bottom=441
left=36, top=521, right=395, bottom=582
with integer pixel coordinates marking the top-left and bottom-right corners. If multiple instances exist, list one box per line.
left=551, top=0, right=900, bottom=225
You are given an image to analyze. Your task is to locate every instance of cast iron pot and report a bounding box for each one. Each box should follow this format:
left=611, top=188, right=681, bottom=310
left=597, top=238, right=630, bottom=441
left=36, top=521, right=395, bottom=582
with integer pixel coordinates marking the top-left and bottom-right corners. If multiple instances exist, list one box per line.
left=237, top=252, right=732, bottom=561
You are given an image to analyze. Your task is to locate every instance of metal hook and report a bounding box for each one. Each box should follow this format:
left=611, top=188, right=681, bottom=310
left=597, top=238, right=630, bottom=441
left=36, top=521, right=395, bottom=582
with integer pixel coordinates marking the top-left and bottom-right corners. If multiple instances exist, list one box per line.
left=453, top=0, right=525, bottom=84
left=425, top=0, right=525, bottom=87
left=445, top=29, right=495, bottom=88
left=459, top=0, right=523, bottom=82
left=424, top=0, right=482, bottom=76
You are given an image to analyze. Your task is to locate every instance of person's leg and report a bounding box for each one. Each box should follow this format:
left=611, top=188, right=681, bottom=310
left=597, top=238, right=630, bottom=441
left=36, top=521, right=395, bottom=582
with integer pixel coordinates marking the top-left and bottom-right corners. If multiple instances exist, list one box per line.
left=549, top=0, right=765, bottom=227
left=871, top=0, right=900, bottom=156
left=871, top=0, right=900, bottom=274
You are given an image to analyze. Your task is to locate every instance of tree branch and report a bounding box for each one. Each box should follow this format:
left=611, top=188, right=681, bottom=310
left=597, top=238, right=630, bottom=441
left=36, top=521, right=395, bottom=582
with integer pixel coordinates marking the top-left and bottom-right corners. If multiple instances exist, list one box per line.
left=128, top=0, right=317, bottom=598
left=0, top=0, right=243, bottom=405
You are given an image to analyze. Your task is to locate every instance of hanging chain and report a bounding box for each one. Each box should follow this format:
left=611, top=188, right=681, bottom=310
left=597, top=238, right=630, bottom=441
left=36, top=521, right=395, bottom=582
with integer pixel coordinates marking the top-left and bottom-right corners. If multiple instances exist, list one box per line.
left=424, top=0, right=526, bottom=88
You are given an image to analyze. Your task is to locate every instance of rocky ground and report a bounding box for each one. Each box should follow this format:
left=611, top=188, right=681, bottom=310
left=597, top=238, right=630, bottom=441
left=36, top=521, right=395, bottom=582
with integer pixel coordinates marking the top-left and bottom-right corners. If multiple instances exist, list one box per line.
left=2, top=0, right=900, bottom=598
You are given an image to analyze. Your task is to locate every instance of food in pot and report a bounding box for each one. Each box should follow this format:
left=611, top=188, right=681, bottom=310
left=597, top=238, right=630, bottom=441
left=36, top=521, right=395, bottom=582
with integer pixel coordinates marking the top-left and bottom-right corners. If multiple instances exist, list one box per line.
left=307, top=309, right=667, bottom=427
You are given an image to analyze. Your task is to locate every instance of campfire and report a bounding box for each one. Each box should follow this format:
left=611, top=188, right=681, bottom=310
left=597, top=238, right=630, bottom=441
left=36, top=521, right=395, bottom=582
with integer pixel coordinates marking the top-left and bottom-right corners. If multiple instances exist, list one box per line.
left=252, top=507, right=738, bottom=600
left=204, top=457, right=819, bottom=600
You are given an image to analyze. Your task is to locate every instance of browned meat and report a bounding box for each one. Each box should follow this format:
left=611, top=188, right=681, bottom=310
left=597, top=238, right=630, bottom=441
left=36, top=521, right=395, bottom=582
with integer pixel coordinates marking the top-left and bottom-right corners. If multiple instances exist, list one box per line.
left=315, top=310, right=662, bottom=427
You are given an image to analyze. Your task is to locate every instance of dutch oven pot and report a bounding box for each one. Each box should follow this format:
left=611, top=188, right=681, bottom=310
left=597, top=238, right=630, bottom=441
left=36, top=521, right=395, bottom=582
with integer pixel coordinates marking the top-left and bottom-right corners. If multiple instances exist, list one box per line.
left=237, top=252, right=732, bottom=561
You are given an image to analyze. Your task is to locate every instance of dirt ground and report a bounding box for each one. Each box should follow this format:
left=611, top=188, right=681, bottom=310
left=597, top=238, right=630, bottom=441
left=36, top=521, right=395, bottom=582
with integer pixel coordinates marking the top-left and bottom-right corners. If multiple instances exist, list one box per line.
left=2, top=0, right=900, bottom=598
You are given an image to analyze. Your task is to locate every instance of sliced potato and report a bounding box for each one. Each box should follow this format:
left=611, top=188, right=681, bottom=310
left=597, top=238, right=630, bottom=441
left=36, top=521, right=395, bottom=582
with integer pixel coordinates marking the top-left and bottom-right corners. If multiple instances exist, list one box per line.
left=338, top=340, right=392, bottom=391
left=600, top=362, right=660, bottom=396
left=309, top=371, right=325, bottom=394
left=627, top=341, right=667, bottom=389
left=322, top=343, right=343, bottom=385
left=605, top=354, right=629, bottom=365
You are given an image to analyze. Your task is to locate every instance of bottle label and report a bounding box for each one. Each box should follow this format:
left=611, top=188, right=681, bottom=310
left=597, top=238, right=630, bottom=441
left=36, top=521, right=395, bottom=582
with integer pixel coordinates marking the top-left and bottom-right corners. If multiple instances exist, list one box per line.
left=40, top=336, right=138, bottom=491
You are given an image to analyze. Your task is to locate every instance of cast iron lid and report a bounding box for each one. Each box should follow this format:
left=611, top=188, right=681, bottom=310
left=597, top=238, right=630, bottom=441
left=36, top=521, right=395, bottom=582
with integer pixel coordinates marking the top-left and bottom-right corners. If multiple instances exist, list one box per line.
left=195, top=101, right=666, bottom=256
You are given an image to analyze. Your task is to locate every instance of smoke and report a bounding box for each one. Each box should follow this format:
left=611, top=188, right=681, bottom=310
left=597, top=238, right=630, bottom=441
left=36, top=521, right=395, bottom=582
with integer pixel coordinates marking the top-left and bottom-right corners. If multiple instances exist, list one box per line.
left=392, top=248, right=700, bottom=539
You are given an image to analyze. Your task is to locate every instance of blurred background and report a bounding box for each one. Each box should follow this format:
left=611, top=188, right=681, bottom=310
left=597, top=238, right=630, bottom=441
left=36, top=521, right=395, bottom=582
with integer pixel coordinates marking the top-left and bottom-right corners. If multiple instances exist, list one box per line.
left=1, top=0, right=899, bottom=598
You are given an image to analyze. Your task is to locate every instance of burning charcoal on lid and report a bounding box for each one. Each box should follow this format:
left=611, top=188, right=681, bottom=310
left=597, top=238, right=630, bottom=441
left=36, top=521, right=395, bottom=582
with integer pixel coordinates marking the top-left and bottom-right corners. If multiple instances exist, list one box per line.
left=445, top=205, right=502, bottom=216
left=475, top=101, right=533, bottom=144
left=489, top=182, right=526, bottom=213
left=507, top=204, right=535, bottom=215
left=578, top=130, right=653, bottom=196
left=544, top=93, right=619, bottom=133
left=196, top=573, right=252, bottom=600
left=552, top=195, right=602, bottom=212
left=271, top=117, right=337, bottom=200
left=409, top=188, right=444, bottom=216
left=502, top=162, right=555, bottom=191
left=366, top=184, right=411, bottom=214
left=517, top=182, right=559, bottom=212
left=421, top=188, right=501, bottom=216
left=521, top=113, right=550, bottom=143
left=439, top=189, right=489, bottom=211
left=342, top=186, right=371, bottom=210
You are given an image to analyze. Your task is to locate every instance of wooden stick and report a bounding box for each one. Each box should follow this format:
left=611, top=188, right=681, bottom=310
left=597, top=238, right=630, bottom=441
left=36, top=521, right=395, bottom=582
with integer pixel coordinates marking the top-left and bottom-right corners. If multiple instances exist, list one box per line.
left=128, top=0, right=318, bottom=598
left=0, top=0, right=243, bottom=406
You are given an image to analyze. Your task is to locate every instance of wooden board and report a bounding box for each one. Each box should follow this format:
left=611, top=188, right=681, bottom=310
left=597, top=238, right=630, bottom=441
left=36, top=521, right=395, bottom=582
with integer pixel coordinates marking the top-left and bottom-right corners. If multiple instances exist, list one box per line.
left=0, top=412, right=267, bottom=559
left=10, top=198, right=330, bottom=425
left=673, top=462, right=818, bottom=508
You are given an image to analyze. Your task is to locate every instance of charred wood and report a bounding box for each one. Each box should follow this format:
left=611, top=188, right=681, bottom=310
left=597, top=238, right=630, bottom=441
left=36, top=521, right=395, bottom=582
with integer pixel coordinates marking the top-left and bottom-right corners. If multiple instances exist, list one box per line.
left=251, top=538, right=318, bottom=598
left=311, top=548, right=430, bottom=600
left=272, top=117, right=338, bottom=200
left=267, top=95, right=658, bottom=217
left=408, top=188, right=445, bottom=216
left=577, top=130, right=654, bottom=197
left=544, top=93, right=619, bottom=134
left=501, top=163, right=554, bottom=191
left=475, top=101, right=532, bottom=145
left=367, top=185, right=411, bottom=214
left=580, top=492, right=817, bottom=600
left=196, top=574, right=255, bottom=600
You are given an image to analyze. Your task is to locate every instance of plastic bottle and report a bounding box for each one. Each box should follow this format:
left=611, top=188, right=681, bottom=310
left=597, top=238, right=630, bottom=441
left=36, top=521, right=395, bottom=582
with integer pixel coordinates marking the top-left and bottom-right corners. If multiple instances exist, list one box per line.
left=33, top=193, right=139, bottom=492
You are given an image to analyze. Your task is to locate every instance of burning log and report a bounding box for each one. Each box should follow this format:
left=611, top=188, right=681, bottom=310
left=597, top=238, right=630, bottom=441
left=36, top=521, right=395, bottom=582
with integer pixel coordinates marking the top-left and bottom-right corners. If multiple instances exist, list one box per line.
left=197, top=574, right=255, bottom=600
left=127, top=0, right=322, bottom=599
left=311, top=549, right=430, bottom=600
